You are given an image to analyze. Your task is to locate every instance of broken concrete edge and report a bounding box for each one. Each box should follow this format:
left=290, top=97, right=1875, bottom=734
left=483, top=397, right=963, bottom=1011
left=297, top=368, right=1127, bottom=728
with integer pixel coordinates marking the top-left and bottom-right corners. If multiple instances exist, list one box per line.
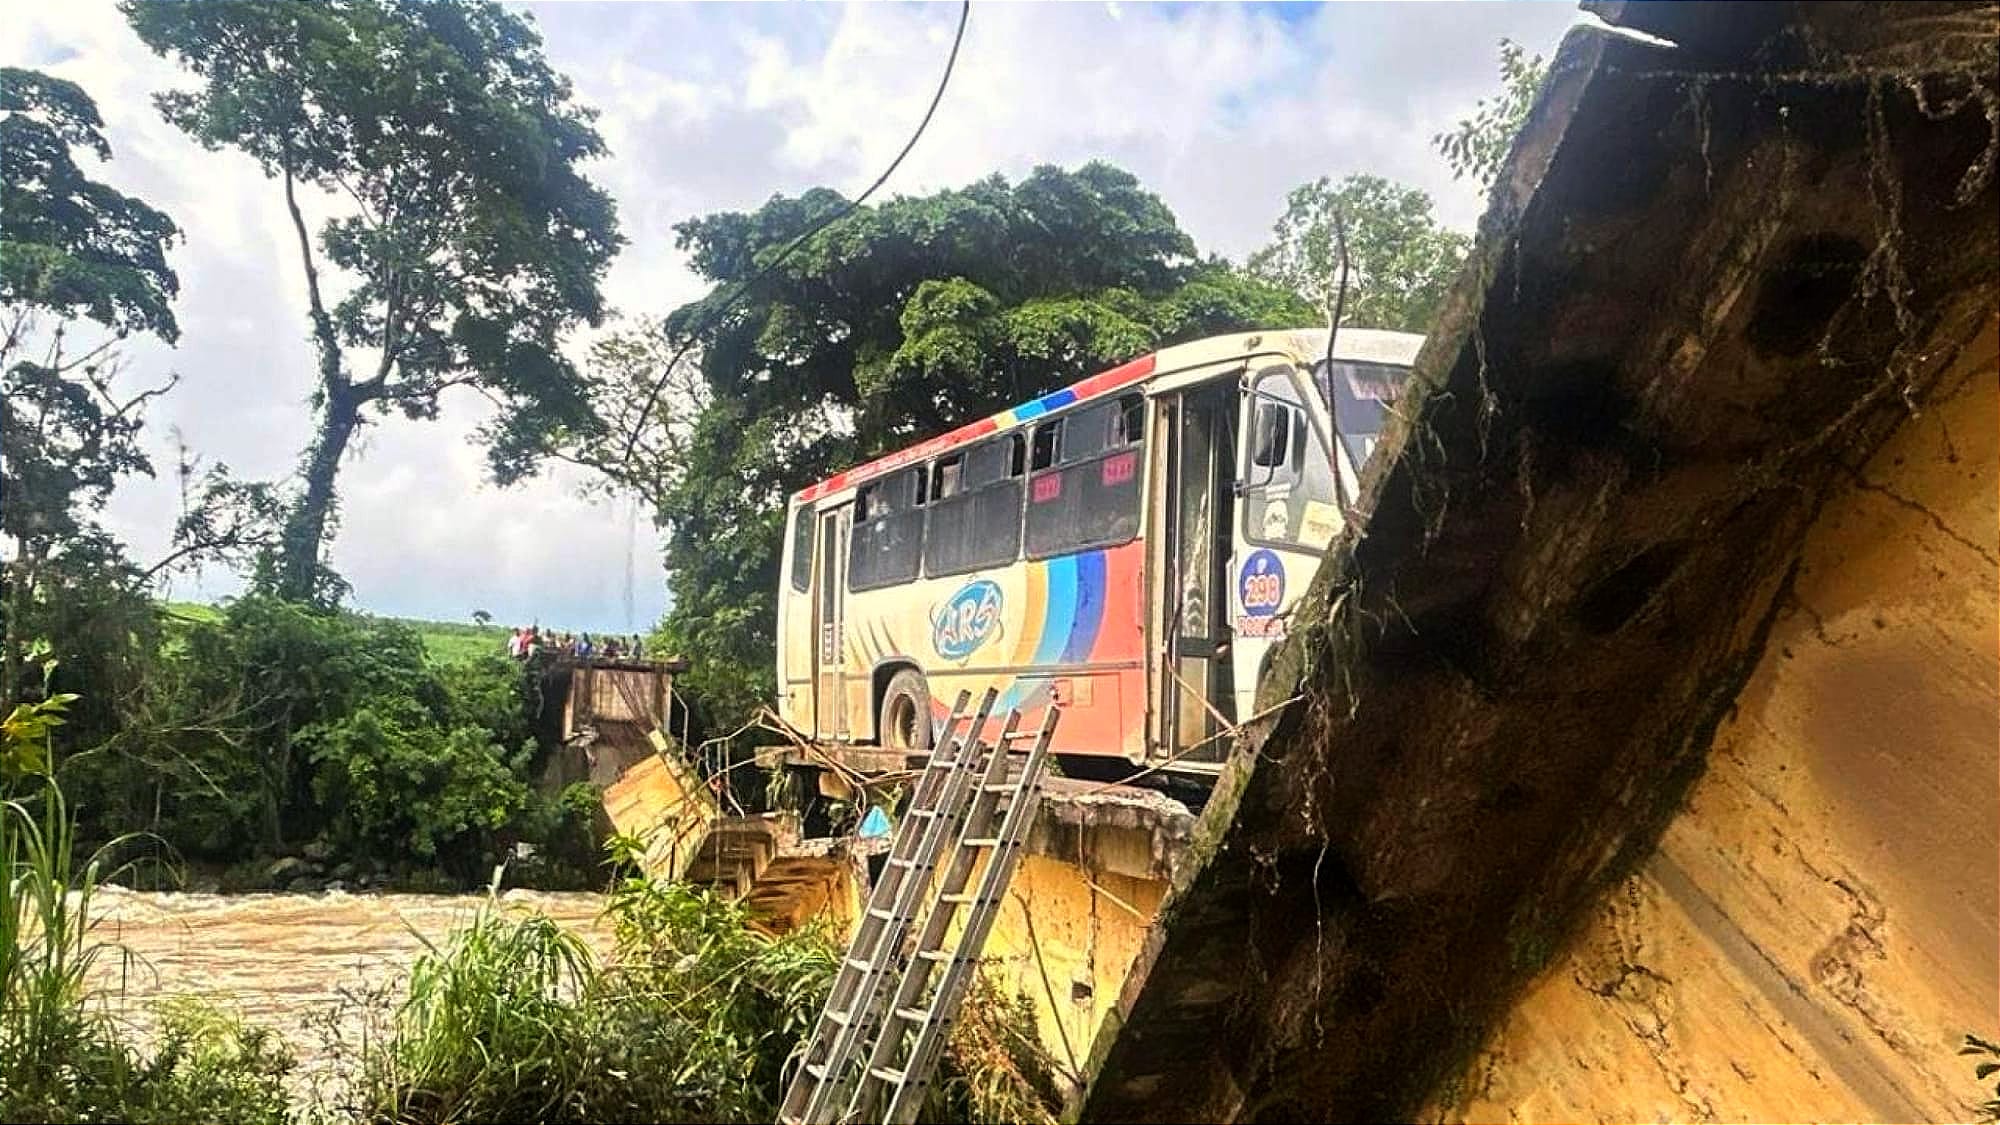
left=1063, top=18, right=1627, bottom=1120
left=1075, top=0, right=1999, bottom=1118
left=1031, top=778, right=1197, bottom=884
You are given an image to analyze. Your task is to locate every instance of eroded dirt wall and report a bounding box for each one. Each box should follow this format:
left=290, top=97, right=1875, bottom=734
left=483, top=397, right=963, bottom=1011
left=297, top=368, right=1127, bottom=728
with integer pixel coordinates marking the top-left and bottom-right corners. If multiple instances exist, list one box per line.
left=1435, top=322, right=1998, bottom=1124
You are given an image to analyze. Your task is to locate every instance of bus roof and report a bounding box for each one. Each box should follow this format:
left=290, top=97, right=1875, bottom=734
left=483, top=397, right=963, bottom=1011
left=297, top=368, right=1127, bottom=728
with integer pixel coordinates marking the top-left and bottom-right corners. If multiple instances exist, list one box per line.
left=792, top=327, right=1423, bottom=506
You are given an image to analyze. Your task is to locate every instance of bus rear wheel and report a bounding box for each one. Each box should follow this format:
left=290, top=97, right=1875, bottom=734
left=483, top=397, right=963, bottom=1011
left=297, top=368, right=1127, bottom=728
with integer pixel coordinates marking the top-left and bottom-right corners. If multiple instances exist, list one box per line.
left=879, top=669, right=933, bottom=753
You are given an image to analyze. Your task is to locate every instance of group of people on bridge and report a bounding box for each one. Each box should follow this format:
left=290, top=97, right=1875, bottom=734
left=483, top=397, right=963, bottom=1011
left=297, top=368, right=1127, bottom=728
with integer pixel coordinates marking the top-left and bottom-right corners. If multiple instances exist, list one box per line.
left=507, top=625, right=646, bottom=662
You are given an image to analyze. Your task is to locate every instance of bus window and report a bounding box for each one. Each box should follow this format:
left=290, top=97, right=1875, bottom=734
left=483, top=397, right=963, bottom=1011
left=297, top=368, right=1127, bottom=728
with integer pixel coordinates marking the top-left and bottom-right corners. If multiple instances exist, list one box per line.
left=789, top=505, right=814, bottom=592
left=924, top=436, right=1024, bottom=577
left=1026, top=393, right=1145, bottom=558
left=1319, top=359, right=1406, bottom=471
left=962, top=433, right=1022, bottom=490
left=1116, top=393, right=1145, bottom=445
left=932, top=453, right=965, bottom=501
left=850, top=468, right=924, bottom=591
left=1030, top=420, right=1061, bottom=471
left=1244, top=368, right=1337, bottom=548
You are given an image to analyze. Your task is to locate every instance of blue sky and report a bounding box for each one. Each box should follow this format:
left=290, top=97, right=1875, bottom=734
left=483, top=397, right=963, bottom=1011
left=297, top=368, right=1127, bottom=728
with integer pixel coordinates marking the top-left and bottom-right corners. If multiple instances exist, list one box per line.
left=2, top=0, right=1580, bottom=633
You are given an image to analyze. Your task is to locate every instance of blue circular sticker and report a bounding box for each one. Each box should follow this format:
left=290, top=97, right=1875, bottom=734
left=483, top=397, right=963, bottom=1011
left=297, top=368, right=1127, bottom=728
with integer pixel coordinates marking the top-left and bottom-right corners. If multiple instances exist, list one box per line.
left=1239, top=549, right=1285, bottom=617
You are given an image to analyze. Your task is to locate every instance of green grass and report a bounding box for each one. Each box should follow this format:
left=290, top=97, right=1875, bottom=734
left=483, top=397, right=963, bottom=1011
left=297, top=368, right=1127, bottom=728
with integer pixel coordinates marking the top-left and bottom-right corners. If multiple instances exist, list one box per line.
left=164, top=602, right=512, bottom=666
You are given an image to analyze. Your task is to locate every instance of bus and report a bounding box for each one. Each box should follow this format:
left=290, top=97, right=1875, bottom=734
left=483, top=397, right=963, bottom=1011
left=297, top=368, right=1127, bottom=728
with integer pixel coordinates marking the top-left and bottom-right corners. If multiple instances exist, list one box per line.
left=775, top=327, right=1420, bottom=776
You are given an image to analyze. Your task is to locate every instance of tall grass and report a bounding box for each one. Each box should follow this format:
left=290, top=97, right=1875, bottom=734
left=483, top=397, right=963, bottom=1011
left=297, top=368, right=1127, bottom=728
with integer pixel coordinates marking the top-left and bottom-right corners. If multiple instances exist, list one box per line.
left=349, top=874, right=1059, bottom=1125
left=3, top=696, right=293, bottom=1123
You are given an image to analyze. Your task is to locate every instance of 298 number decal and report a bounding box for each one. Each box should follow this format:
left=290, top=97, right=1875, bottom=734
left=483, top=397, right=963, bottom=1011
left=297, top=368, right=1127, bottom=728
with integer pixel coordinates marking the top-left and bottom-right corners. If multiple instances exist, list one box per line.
left=1238, top=549, right=1285, bottom=618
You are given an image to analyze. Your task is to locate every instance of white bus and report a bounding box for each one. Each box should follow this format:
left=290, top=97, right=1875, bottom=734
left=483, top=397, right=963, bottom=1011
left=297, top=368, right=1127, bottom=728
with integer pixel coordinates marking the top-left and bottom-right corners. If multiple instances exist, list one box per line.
left=775, top=328, right=1420, bottom=774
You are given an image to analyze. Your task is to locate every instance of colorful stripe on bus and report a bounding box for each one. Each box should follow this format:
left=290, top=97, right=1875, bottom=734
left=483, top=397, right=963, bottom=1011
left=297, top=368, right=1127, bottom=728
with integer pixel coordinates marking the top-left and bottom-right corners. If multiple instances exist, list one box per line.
left=914, top=541, right=1142, bottom=753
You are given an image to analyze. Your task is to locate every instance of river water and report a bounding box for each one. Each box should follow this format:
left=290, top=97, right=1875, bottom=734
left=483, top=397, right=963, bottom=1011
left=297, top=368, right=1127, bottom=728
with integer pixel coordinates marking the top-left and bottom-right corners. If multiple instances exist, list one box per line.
left=89, top=887, right=612, bottom=1092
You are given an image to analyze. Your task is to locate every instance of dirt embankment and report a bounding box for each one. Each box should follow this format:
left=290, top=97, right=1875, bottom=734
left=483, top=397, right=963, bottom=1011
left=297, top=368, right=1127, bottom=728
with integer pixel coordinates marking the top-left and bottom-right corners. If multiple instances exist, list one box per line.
left=1434, top=321, right=1997, bottom=1124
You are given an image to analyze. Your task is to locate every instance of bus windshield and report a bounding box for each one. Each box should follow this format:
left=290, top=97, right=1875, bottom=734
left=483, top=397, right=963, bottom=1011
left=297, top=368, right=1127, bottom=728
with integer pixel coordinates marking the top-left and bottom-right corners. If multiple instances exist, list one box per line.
left=1316, top=358, right=1408, bottom=469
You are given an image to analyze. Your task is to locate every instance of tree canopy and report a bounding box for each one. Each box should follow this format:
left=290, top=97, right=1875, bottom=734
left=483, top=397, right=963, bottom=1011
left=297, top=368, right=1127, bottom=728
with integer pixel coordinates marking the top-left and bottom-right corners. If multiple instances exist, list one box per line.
left=594, top=162, right=1309, bottom=722
left=125, top=0, right=622, bottom=600
left=1247, top=173, right=1469, bottom=335
left=0, top=68, right=186, bottom=712
left=0, top=67, right=180, bottom=340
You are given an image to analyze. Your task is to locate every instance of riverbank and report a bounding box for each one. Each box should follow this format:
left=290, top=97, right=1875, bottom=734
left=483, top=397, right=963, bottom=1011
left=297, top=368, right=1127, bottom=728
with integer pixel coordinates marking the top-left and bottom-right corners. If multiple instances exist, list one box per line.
left=89, top=888, right=612, bottom=1097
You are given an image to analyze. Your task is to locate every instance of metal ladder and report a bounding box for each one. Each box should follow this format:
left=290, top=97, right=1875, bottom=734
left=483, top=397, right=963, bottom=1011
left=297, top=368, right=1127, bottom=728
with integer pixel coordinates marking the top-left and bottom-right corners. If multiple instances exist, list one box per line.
left=779, top=689, right=1058, bottom=1125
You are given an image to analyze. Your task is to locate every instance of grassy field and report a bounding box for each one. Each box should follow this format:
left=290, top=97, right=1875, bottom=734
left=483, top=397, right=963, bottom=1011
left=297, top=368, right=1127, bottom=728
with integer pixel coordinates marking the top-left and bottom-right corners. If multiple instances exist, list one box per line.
left=164, top=602, right=512, bottom=664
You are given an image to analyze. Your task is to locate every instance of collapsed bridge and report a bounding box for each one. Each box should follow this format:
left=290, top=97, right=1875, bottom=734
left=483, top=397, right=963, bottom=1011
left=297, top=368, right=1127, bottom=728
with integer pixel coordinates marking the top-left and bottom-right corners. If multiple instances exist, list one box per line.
left=1076, top=2, right=1999, bottom=1121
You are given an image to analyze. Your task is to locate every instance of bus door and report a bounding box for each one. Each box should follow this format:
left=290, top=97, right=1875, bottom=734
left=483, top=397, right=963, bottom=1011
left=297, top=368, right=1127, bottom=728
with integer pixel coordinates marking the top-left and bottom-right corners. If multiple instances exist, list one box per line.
left=1157, top=377, right=1238, bottom=765
left=813, top=504, right=852, bottom=740
left=1233, top=363, right=1342, bottom=721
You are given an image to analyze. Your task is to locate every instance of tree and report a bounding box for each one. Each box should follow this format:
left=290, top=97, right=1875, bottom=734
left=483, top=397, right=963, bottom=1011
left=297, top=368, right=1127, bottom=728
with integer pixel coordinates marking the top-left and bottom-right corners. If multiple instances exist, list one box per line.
left=471, top=609, right=492, bottom=628
left=0, top=68, right=180, bottom=340
left=0, top=68, right=184, bottom=713
left=126, top=0, right=622, bottom=602
left=570, top=162, right=1309, bottom=725
left=1434, top=38, right=1549, bottom=188
left=1247, top=174, right=1470, bottom=334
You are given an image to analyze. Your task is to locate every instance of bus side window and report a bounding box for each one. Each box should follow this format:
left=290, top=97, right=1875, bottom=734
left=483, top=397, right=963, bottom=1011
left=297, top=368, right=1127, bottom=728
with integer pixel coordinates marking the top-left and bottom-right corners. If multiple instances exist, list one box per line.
left=789, top=505, right=813, bottom=592
left=850, top=469, right=924, bottom=591
left=924, top=437, right=1025, bottom=578
left=1244, top=367, right=1335, bottom=548
left=1114, top=392, right=1144, bottom=445
left=1026, top=397, right=1144, bottom=559
left=933, top=453, right=964, bottom=501
left=1031, top=420, right=1060, bottom=470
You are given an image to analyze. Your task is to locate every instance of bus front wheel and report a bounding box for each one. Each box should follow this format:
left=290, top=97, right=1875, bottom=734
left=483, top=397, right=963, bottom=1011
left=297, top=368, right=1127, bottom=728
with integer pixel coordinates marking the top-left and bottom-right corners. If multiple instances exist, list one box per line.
left=879, top=669, right=933, bottom=753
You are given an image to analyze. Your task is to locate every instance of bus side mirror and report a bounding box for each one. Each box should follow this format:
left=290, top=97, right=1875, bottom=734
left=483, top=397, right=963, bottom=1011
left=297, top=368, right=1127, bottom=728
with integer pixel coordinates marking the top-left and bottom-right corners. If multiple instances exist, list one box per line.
left=1251, top=401, right=1290, bottom=469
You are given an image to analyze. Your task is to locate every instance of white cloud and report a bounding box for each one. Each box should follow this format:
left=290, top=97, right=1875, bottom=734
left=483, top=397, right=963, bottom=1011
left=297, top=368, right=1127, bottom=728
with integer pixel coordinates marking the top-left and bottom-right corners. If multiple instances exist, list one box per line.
left=6, top=0, right=1578, bottom=634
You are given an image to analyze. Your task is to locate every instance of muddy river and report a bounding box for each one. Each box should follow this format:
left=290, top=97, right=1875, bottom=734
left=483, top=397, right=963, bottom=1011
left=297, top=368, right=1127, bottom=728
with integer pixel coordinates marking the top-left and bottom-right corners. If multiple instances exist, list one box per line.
left=90, top=888, right=612, bottom=1092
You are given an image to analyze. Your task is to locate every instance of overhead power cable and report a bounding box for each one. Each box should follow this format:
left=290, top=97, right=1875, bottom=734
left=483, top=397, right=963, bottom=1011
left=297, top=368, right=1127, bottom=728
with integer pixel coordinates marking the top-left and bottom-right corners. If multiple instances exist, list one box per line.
left=617, top=0, right=973, bottom=464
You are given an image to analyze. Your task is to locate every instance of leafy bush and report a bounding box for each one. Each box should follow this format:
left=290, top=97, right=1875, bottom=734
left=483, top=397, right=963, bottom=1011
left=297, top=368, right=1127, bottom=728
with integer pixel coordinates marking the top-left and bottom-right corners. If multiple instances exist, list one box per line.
left=510, top=783, right=606, bottom=892
left=61, top=595, right=576, bottom=888
left=303, top=702, right=529, bottom=875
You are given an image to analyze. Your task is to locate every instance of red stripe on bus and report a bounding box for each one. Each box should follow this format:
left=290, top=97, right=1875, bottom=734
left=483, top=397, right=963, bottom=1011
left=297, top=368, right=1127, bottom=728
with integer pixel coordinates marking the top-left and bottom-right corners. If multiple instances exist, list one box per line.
left=792, top=351, right=1159, bottom=504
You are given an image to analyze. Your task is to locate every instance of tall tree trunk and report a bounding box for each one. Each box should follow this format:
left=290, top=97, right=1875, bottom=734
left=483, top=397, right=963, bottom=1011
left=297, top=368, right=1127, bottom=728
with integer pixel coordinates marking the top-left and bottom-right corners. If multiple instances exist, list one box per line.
left=275, top=158, right=362, bottom=604
left=276, top=386, right=359, bottom=601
